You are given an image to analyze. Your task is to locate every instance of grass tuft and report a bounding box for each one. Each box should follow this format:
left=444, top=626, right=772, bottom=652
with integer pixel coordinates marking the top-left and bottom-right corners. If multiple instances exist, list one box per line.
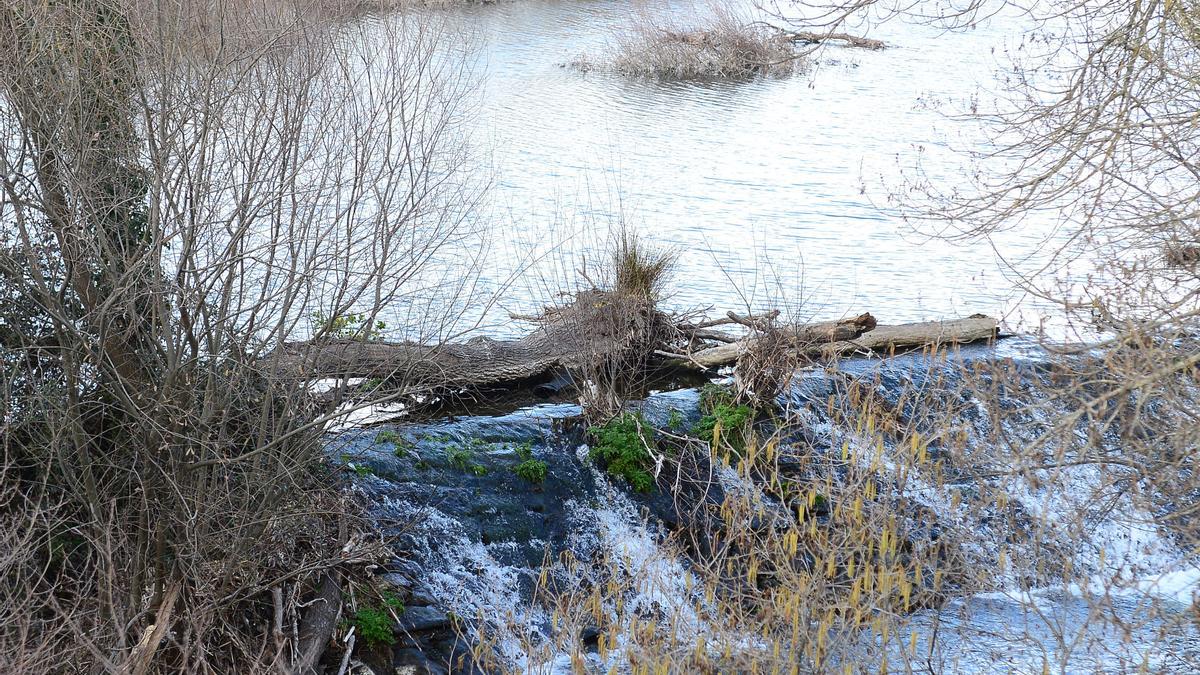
left=610, top=229, right=677, bottom=302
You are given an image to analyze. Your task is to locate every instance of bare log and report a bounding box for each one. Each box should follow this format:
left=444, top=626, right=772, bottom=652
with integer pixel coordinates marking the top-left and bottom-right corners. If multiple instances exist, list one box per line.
left=289, top=573, right=343, bottom=675
left=681, top=313, right=878, bottom=369
left=272, top=290, right=663, bottom=388
left=678, top=315, right=997, bottom=369
left=784, top=30, right=886, bottom=50
left=822, top=316, right=999, bottom=357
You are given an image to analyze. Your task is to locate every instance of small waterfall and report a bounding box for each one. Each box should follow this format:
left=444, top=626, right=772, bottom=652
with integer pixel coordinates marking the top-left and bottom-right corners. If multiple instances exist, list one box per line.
left=331, top=337, right=1200, bottom=672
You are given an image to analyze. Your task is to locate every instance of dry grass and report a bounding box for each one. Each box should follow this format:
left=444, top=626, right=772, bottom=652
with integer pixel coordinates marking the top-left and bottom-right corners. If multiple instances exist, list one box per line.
left=609, top=229, right=678, bottom=302
left=559, top=230, right=679, bottom=420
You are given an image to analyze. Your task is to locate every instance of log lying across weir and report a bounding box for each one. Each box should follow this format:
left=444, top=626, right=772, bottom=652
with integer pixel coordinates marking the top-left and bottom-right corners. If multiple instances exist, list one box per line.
left=274, top=290, right=1000, bottom=391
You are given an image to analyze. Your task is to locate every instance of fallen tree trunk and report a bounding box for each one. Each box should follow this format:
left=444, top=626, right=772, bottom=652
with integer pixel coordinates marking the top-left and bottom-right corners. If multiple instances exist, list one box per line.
left=670, top=313, right=878, bottom=369
left=820, top=315, right=999, bottom=357
left=784, top=30, right=886, bottom=50
left=273, top=288, right=998, bottom=393
left=674, top=315, right=999, bottom=369
left=271, top=290, right=665, bottom=388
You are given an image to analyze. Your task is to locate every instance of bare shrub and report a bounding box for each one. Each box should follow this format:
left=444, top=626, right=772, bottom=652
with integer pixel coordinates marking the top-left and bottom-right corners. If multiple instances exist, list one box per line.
left=605, top=6, right=803, bottom=79
left=0, top=0, right=480, bottom=671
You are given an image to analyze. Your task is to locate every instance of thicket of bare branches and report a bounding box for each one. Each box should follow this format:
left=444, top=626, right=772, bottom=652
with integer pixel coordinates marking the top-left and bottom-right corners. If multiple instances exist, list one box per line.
left=574, top=4, right=804, bottom=80
left=0, top=0, right=481, bottom=672
left=761, top=0, right=1200, bottom=526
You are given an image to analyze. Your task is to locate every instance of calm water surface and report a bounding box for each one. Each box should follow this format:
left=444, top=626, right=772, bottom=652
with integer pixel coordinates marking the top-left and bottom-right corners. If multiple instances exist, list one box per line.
left=416, top=1, right=1068, bottom=332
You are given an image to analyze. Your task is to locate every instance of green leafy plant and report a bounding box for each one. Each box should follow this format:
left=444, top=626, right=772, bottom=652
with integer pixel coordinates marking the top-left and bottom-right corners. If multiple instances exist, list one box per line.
left=382, top=592, right=405, bottom=612
left=350, top=591, right=405, bottom=647
left=666, top=408, right=685, bottom=431
left=352, top=608, right=394, bottom=646
left=588, top=412, right=656, bottom=492
left=693, top=384, right=754, bottom=455
left=310, top=310, right=386, bottom=341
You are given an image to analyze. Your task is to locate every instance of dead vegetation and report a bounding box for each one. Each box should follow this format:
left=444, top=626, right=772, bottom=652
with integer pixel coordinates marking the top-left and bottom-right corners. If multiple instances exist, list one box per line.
left=603, top=8, right=804, bottom=80
left=0, top=0, right=478, bottom=672
left=570, top=6, right=888, bottom=80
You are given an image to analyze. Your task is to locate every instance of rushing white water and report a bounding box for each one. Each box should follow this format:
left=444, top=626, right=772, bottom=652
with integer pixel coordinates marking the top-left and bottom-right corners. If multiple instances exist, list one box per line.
left=340, top=340, right=1200, bottom=672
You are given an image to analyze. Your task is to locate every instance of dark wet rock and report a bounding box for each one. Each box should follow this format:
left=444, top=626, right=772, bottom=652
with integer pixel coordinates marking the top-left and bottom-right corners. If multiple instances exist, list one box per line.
left=397, top=606, right=451, bottom=633
left=378, top=571, right=413, bottom=589
left=393, top=648, right=448, bottom=675
left=445, top=642, right=488, bottom=674
left=580, top=624, right=602, bottom=647
left=408, top=586, right=437, bottom=607
left=376, top=573, right=413, bottom=605
left=388, top=559, right=424, bottom=578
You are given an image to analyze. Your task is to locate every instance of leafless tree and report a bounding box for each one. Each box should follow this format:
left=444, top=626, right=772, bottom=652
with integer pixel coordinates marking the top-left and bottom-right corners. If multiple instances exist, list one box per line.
left=0, top=0, right=484, bottom=671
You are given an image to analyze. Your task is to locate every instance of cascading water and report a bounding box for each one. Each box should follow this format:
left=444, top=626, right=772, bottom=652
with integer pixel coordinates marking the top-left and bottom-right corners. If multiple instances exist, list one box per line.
left=329, top=338, right=1200, bottom=673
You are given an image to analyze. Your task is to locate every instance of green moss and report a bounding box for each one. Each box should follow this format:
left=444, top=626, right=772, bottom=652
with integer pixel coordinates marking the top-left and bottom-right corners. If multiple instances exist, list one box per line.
left=444, top=443, right=489, bottom=476
left=588, top=412, right=656, bottom=492
left=339, top=453, right=374, bottom=477
left=445, top=444, right=473, bottom=470
left=375, top=429, right=402, bottom=445
left=515, top=458, right=548, bottom=483
left=376, top=430, right=414, bottom=458
left=510, top=441, right=548, bottom=483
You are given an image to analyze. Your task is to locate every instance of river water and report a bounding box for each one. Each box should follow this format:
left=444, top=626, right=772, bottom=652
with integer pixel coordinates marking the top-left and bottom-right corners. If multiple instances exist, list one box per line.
left=337, top=339, right=1200, bottom=673
left=418, top=0, right=1072, bottom=333
left=327, top=4, right=1200, bottom=673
